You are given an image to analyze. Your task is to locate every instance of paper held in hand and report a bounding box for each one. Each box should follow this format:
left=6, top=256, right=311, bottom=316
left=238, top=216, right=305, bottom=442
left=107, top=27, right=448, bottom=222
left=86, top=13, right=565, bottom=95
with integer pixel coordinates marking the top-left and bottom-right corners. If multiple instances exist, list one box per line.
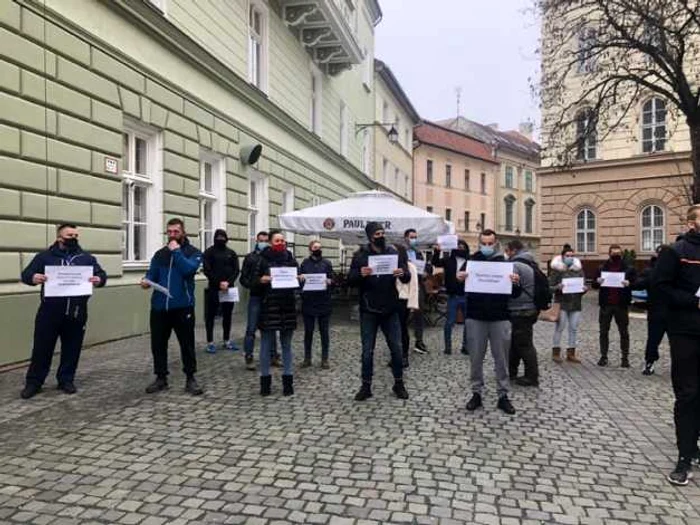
left=143, top=278, right=172, bottom=298
left=368, top=254, right=399, bottom=276
left=271, top=267, right=299, bottom=289
left=696, top=286, right=700, bottom=298
left=562, top=277, right=585, bottom=294
left=303, top=273, right=327, bottom=292
left=44, top=266, right=93, bottom=297
left=437, top=234, right=458, bottom=252
left=218, top=287, right=239, bottom=302
left=412, top=259, right=426, bottom=275
left=464, top=261, right=514, bottom=295
left=600, top=271, right=626, bottom=288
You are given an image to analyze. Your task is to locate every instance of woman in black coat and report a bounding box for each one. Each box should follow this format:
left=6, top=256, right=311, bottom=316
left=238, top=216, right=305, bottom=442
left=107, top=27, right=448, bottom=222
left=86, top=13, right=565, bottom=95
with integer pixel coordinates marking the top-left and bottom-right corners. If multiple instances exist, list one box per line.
left=251, top=231, right=300, bottom=396
left=300, top=240, right=334, bottom=369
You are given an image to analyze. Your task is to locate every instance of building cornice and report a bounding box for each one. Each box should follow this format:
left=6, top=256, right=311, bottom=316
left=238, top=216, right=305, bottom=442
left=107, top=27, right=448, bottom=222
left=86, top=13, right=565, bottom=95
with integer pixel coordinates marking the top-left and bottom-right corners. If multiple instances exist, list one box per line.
left=414, top=141, right=500, bottom=166
left=18, top=0, right=375, bottom=191
left=538, top=150, right=691, bottom=175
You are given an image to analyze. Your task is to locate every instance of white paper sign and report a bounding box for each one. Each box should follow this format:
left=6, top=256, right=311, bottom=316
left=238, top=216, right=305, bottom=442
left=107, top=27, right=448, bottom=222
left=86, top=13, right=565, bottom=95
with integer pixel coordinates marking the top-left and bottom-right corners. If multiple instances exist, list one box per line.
left=695, top=286, right=700, bottom=298
left=271, top=267, right=299, bottom=289
left=143, top=278, right=172, bottom=298
left=412, top=259, right=426, bottom=275
left=601, top=272, right=626, bottom=288
left=465, top=261, right=514, bottom=295
left=44, top=266, right=93, bottom=297
left=368, top=255, right=399, bottom=276
left=562, top=277, right=585, bottom=294
left=438, top=235, right=459, bottom=252
left=218, top=287, right=239, bottom=302
left=303, top=273, right=328, bottom=292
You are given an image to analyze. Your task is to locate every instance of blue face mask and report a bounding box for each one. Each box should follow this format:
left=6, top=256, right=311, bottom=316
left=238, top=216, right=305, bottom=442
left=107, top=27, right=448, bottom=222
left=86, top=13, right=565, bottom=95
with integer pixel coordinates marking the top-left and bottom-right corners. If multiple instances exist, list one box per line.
left=257, top=242, right=269, bottom=251
left=480, top=245, right=495, bottom=257
left=409, top=239, right=418, bottom=248
left=564, top=257, right=574, bottom=267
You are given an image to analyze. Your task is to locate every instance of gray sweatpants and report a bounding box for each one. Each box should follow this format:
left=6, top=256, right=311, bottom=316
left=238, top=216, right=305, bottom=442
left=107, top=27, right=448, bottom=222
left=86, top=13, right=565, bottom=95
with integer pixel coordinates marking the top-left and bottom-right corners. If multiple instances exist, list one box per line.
left=466, top=319, right=511, bottom=398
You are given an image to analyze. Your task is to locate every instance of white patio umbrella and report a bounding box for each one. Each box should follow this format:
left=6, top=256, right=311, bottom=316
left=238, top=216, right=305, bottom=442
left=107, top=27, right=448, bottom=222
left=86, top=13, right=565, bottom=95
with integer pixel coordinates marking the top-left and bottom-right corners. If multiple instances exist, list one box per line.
left=279, top=190, right=450, bottom=245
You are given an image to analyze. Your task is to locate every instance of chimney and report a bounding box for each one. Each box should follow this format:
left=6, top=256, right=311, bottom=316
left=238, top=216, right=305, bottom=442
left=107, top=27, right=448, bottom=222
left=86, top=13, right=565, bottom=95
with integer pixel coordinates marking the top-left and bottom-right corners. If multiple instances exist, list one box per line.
left=519, top=121, right=534, bottom=139
left=487, top=123, right=499, bottom=130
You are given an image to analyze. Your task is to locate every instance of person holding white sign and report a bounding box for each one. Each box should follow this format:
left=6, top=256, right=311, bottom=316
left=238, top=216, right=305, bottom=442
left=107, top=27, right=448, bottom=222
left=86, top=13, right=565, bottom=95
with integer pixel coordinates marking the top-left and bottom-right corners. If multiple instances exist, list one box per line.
left=548, top=245, right=587, bottom=364
left=300, top=240, right=334, bottom=369
left=462, top=230, right=520, bottom=415
left=19, top=224, right=107, bottom=399
left=404, top=229, right=430, bottom=354
left=202, top=229, right=240, bottom=354
left=348, top=222, right=411, bottom=401
left=592, top=245, right=636, bottom=368
left=250, top=231, right=301, bottom=396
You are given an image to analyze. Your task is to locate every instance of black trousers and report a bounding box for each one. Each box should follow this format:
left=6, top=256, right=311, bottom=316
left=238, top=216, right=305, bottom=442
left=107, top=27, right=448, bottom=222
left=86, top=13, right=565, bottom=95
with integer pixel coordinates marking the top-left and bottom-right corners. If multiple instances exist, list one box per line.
left=412, top=285, right=425, bottom=343
left=645, top=309, right=667, bottom=363
left=25, top=303, right=87, bottom=387
left=669, top=334, right=700, bottom=460
left=509, top=311, right=539, bottom=382
left=150, top=307, right=197, bottom=378
left=303, top=314, right=330, bottom=361
left=204, top=288, right=234, bottom=343
left=398, top=299, right=411, bottom=362
left=599, top=304, right=630, bottom=358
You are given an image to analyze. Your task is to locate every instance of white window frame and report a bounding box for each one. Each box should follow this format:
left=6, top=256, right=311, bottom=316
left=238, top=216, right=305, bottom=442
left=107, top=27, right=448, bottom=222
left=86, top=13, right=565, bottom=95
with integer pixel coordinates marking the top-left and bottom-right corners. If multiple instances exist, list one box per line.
left=505, top=165, right=514, bottom=189
left=445, top=208, right=452, bottom=222
left=362, top=47, right=372, bottom=90
left=640, top=204, right=665, bottom=253
left=361, top=129, right=371, bottom=175
left=404, top=174, right=410, bottom=199
left=525, top=170, right=534, bottom=193
left=121, top=120, right=162, bottom=268
left=504, top=195, right=516, bottom=232
left=382, top=100, right=389, bottom=123
left=394, top=167, right=400, bottom=192
left=524, top=199, right=535, bottom=234
left=247, top=169, right=269, bottom=251
left=339, top=102, right=348, bottom=157
left=382, top=157, right=389, bottom=184
left=445, top=164, right=452, bottom=188
left=248, top=0, right=269, bottom=93
left=576, top=109, right=597, bottom=161
left=576, top=208, right=597, bottom=254
left=577, top=27, right=597, bottom=74
left=310, top=64, right=323, bottom=135
left=642, top=98, right=667, bottom=153
left=198, top=152, right=226, bottom=251
left=281, top=186, right=295, bottom=245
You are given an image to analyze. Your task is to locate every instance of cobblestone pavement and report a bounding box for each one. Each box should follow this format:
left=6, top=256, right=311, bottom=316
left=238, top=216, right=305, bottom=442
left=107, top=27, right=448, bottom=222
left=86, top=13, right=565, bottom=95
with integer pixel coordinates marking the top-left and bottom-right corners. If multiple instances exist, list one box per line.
left=1, top=296, right=700, bottom=524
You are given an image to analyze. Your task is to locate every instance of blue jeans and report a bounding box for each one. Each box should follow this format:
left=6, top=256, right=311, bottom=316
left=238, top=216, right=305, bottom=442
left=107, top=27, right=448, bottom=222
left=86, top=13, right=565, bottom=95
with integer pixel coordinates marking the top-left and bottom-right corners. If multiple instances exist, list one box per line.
left=360, top=311, right=403, bottom=382
left=553, top=310, right=582, bottom=349
left=244, top=296, right=277, bottom=358
left=444, top=295, right=467, bottom=352
left=260, top=329, right=293, bottom=376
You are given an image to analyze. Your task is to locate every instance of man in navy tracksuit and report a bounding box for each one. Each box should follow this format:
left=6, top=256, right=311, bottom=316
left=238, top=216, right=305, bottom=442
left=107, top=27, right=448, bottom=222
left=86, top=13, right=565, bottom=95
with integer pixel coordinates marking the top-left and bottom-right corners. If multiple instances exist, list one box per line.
left=141, top=218, right=203, bottom=395
left=20, top=224, right=107, bottom=399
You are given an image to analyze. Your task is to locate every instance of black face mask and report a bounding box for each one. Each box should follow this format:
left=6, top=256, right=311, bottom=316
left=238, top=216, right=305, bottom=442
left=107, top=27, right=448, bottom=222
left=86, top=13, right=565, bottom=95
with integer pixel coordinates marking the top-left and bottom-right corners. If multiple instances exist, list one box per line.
left=454, top=249, right=468, bottom=259
left=372, top=237, right=386, bottom=250
left=62, top=238, right=78, bottom=250
left=611, top=254, right=622, bottom=262
left=312, top=249, right=322, bottom=258
left=214, top=238, right=227, bottom=247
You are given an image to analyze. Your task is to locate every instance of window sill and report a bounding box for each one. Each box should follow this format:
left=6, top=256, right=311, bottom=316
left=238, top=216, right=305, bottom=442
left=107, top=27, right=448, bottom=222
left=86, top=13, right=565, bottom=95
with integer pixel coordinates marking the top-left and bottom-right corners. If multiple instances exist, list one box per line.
left=122, top=262, right=150, bottom=272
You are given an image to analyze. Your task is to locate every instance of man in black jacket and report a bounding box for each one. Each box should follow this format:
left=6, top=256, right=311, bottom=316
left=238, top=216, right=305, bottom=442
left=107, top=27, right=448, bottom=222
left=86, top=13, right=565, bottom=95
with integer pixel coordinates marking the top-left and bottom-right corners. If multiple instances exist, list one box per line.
left=653, top=205, right=700, bottom=486
left=431, top=239, right=470, bottom=355
left=349, top=222, right=411, bottom=401
left=592, top=245, right=636, bottom=368
left=20, top=224, right=107, bottom=399
left=202, top=229, right=240, bottom=354
left=300, top=240, right=334, bottom=369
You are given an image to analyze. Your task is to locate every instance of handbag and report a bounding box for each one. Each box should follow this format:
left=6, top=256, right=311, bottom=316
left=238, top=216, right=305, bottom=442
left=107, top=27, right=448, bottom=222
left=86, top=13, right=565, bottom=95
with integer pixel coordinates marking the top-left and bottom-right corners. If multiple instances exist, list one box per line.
left=538, top=302, right=561, bottom=322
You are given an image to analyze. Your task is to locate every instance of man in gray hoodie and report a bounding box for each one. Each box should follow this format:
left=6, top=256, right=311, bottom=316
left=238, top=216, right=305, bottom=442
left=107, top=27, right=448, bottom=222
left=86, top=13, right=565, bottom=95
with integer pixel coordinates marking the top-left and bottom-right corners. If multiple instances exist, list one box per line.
left=505, top=239, right=539, bottom=387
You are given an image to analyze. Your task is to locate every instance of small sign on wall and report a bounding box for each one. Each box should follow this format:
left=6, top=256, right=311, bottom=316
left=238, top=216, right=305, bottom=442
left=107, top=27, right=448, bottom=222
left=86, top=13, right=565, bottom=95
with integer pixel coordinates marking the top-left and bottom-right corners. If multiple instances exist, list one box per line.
left=104, top=157, right=118, bottom=174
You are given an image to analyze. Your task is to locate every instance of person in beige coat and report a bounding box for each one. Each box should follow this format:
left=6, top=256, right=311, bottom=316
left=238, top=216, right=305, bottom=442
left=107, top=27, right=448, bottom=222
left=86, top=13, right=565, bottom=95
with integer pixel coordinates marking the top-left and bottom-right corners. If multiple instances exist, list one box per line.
left=395, top=245, right=419, bottom=368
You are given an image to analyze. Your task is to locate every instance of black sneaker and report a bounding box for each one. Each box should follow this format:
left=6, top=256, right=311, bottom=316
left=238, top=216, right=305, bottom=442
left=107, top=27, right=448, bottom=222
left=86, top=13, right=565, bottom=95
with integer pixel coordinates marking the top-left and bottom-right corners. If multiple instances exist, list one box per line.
left=300, top=359, right=312, bottom=369
left=57, top=382, right=77, bottom=395
left=466, top=393, right=482, bottom=411
left=668, top=459, right=693, bottom=486
left=392, top=380, right=409, bottom=400
left=642, top=361, right=655, bottom=376
left=354, top=383, right=373, bottom=401
left=621, top=357, right=630, bottom=368
left=145, top=378, right=168, bottom=394
left=20, top=384, right=41, bottom=400
left=402, top=359, right=410, bottom=370
left=444, top=349, right=452, bottom=355
left=245, top=355, right=256, bottom=371
left=514, top=377, right=539, bottom=387
left=460, top=347, right=469, bottom=355
left=414, top=342, right=428, bottom=354
left=597, top=356, right=608, bottom=367
left=497, top=396, right=516, bottom=415
left=185, top=377, right=203, bottom=396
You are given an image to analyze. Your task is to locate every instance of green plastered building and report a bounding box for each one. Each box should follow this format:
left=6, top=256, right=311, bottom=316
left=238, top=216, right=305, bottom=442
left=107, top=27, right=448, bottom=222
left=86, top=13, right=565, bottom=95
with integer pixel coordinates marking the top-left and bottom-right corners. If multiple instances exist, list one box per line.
left=0, top=0, right=382, bottom=366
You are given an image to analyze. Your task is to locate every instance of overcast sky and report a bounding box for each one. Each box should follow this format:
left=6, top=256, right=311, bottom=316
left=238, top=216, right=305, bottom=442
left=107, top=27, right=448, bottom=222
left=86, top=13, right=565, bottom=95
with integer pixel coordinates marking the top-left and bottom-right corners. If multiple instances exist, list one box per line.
left=375, top=0, right=541, bottom=135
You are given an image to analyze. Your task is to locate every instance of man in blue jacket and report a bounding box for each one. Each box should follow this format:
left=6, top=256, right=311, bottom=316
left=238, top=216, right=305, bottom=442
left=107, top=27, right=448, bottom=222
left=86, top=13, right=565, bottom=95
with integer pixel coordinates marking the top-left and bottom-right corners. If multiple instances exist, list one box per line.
left=20, top=224, right=107, bottom=399
left=140, top=218, right=203, bottom=395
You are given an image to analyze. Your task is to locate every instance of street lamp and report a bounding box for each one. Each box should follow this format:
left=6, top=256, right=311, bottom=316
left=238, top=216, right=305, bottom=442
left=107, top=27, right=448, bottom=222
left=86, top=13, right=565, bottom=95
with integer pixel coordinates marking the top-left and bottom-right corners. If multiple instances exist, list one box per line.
left=356, top=122, right=399, bottom=144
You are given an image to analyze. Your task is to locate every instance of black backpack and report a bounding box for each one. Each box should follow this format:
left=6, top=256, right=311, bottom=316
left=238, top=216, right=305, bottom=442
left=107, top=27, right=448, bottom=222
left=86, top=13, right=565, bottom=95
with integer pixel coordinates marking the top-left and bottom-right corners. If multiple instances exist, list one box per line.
left=514, top=257, right=552, bottom=312
left=239, top=253, right=258, bottom=290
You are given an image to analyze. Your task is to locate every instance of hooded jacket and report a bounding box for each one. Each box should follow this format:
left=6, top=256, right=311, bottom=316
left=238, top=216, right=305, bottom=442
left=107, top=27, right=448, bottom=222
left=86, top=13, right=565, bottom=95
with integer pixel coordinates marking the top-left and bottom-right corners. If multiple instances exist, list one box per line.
left=144, top=238, right=202, bottom=311
left=251, top=247, right=299, bottom=331
left=652, top=231, right=700, bottom=336
left=508, top=250, right=537, bottom=313
left=465, top=250, right=521, bottom=322
left=431, top=248, right=470, bottom=296
left=300, top=254, right=333, bottom=317
left=348, top=243, right=410, bottom=315
left=202, top=229, right=240, bottom=290
left=21, top=241, right=107, bottom=317
left=549, top=255, right=585, bottom=312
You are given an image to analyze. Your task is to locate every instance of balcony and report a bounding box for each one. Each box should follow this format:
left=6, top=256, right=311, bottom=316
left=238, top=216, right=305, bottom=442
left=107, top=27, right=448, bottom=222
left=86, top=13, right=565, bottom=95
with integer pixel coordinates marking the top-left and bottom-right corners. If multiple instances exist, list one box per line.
left=280, top=0, right=364, bottom=75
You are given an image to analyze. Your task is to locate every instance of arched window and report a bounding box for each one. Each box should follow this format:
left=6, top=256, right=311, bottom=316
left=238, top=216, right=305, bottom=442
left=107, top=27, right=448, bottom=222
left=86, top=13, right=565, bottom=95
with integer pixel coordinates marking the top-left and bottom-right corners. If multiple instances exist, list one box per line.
left=641, top=205, right=665, bottom=252
left=576, top=209, right=596, bottom=253
left=504, top=195, right=516, bottom=232
left=575, top=109, right=597, bottom=161
left=642, top=98, right=667, bottom=153
left=524, top=198, right=535, bottom=234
